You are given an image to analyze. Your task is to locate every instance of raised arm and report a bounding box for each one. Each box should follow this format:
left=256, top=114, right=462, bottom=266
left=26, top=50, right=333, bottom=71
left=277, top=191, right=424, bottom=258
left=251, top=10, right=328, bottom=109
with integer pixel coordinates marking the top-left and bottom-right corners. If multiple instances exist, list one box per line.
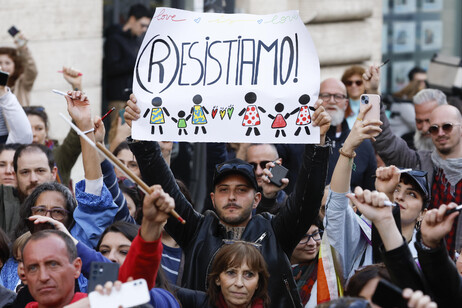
left=416, top=203, right=462, bottom=306
left=272, top=101, right=331, bottom=255
left=363, top=66, right=422, bottom=168
left=119, top=185, right=175, bottom=289
left=326, top=103, right=382, bottom=279
left=348, top=188, right=428, bottom=293
left=125, top=94, right=202, bottom=246
left=0, top=86, right=33, bottom=144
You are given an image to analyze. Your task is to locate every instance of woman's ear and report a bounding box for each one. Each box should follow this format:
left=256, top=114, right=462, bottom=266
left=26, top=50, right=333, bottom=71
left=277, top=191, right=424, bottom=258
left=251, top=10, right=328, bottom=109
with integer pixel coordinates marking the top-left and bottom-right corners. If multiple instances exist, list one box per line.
left=215, top=278, right=221, bottom=286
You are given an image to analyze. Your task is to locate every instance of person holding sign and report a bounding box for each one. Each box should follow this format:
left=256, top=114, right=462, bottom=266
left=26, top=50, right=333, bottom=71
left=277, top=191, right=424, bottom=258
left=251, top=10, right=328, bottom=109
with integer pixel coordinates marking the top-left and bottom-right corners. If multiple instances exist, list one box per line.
left=124, top=94, right=331, bottom=308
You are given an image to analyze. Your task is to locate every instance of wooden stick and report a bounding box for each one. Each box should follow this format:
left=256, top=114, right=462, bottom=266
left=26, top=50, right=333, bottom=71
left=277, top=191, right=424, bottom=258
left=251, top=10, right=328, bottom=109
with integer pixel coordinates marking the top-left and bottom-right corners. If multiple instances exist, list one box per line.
left=95, top=142, right=185, bottom=224
left=59, top=113, right=185, bottom=224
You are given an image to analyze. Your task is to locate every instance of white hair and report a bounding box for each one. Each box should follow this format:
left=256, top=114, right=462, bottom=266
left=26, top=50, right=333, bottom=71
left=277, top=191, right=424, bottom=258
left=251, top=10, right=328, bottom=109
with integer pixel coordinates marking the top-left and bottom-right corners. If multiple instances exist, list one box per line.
left=413, top=89, right=447, bottom=106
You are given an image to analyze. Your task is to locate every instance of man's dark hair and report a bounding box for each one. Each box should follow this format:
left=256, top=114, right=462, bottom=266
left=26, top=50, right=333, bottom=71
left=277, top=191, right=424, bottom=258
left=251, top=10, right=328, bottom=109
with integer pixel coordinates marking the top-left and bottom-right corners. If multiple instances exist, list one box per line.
left=14, top=182, right=77, bottom=239
left=24, top=106, right=49, bottom=131
left=13, top=144, right=55, bottom=173
left=408, top=66, right=426, bottom=81
left=22, top=230, right=78, bottom=264
left=128, top=4, right=151, bottom=20
left=0, top=143, right=21, bottom=156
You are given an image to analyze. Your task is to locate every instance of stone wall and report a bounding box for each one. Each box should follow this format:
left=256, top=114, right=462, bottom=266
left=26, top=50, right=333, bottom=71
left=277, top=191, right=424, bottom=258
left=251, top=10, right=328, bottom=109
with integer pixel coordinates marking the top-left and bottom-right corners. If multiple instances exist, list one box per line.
left=235, top=0, right=383, bottom=80
left=0, top=0, right=103, bottom=142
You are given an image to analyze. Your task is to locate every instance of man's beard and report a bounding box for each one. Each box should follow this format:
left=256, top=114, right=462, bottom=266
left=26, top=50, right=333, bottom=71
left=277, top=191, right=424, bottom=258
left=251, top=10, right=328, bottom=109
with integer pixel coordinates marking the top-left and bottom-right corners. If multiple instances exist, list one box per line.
left=414, top=130, right=435, bottom=151
left=328, top=107, right=345, bottom=127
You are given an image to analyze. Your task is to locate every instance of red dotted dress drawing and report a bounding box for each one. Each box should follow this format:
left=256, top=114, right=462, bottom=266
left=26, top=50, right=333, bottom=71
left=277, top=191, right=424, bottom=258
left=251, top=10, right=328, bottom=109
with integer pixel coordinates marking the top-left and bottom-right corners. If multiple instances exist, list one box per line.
left=242, top=105, right=261, bottom=127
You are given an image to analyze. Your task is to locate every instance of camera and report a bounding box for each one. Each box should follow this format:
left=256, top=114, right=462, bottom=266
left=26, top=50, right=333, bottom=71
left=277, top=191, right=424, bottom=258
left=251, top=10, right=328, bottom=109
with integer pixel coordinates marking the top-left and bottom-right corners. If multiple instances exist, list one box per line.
left=0, top=70, right=9, bottom=87
left=361, top=95, right=369, bottom=104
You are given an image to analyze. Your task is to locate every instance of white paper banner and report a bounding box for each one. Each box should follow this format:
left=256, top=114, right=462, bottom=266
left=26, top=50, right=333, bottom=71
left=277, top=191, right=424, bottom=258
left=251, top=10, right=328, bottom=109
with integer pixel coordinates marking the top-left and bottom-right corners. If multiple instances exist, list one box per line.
left=132, top=8, right=320, bottom=143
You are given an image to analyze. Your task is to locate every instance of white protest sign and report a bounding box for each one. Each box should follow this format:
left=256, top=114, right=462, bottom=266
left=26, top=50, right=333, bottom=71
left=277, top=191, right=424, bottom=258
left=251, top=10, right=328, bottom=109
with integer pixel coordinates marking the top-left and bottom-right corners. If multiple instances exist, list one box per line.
left=132, top=7, right=320, bottom=143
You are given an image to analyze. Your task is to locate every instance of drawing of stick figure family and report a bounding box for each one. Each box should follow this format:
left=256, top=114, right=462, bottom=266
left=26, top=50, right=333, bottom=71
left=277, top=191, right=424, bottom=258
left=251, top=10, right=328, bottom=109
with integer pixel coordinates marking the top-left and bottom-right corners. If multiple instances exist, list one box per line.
left=143, top=94, right=208, bottom=135
left=240, top=92, right=314, bottom=137
left=143, top=93, right=314, bottom=137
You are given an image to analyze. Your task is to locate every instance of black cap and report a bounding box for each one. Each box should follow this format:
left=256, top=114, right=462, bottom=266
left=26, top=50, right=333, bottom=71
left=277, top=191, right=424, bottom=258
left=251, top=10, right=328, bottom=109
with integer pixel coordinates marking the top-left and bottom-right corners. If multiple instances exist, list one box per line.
left=401, top=169, right=430, bottom=207
left=213, top=158, right=258, bottom=190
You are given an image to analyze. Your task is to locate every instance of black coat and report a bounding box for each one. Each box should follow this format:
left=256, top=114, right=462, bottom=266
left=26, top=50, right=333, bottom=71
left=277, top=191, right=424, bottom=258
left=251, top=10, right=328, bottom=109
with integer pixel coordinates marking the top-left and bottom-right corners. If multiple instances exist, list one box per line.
left=129, top=140, right=329, bottom=308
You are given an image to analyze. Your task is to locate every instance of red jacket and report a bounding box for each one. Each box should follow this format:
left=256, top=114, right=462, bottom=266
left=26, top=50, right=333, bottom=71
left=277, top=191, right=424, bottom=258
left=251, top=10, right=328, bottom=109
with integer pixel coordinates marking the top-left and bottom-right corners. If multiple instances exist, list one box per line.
left=118, top=229, right=163, bottom=289
left=25, top=292, right=87, bottom=308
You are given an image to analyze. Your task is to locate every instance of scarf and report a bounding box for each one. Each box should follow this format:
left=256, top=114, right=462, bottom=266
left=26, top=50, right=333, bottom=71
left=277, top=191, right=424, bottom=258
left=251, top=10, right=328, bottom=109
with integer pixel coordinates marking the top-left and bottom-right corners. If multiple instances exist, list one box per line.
left=216, top=293, right=264, bottom=308
left=292, top=259, right=318, bottom=306
left=431, top=151, right=462, bottom=196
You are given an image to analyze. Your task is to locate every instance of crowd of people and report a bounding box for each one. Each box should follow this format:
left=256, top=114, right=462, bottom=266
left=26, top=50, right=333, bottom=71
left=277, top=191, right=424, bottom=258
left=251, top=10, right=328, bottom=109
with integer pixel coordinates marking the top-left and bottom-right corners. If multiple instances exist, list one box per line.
left=1, top=4, right=462, bottom=308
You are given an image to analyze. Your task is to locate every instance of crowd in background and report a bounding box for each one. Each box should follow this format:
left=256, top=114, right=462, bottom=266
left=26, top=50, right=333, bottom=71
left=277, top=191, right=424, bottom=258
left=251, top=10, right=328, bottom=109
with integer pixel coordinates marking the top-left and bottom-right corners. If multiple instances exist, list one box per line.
left=0, top=3, right=461, bottom=308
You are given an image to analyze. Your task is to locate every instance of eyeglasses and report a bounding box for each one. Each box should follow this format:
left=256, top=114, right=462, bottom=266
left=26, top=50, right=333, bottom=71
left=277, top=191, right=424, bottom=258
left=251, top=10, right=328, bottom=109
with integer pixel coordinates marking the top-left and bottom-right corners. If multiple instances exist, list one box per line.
left=345, top=80, right=363, bottom=87
left=216, top=162, right=255, bottom=174
left=31, top=206, right=69, bottom=220
left=298, top=230, right=323, bottom=244
left=428, top=123, right=461, bottom=136
left=249, top=161, right=271, bottom=170
left=319, top=93, right=347, bottom=103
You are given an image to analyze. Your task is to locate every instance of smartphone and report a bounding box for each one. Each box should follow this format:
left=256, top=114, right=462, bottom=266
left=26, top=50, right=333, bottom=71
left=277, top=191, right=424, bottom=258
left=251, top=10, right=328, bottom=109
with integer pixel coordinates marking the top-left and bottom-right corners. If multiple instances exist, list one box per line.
left=119, top=109, right=126, bottom=124
left=88, top=262, right=120, bottom=292
left=372, top=279, right=407, bottom=308
left=88, top=278, right=150, bottom=308
left=7, top=26, right=19, bottom=37
left=0, top=70, right=8, bottom=86
left=360, top=94, right=381, bottom=122
left=269, top=164, right=289, bottom=187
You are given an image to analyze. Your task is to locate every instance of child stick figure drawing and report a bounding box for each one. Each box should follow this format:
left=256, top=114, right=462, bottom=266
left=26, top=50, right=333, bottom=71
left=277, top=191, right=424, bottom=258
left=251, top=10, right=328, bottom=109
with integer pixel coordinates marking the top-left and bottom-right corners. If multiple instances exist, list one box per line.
left=268, top=103, right=291, bottom=137
left=285, top=94, right=314, bottom=136
left=171, top=110, right=191, bottom=135
left=238, top=92, right=266, bottom=136
left=143, top=97, right=170, bottom=135
left=190, top=94, right=209, bottom=135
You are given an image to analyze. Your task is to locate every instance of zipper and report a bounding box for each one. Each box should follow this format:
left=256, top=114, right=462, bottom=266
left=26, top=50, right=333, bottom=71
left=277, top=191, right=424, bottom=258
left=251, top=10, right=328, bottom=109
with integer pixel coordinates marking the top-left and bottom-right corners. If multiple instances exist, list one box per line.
left=283, top=274, right=297, bottom=308
left=254, top=232, right=267, bottom=244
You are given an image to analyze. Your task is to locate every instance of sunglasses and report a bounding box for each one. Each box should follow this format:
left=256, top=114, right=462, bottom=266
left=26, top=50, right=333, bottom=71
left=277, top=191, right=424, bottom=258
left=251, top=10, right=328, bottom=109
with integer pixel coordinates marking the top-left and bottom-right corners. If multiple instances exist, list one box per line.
left=428, top=123, right=461, bottom=136
left=249, top=161, right=271, bottom=170
left=345, top=80, right=363, bottom=87
left=216, top=162, right=254, bottom=174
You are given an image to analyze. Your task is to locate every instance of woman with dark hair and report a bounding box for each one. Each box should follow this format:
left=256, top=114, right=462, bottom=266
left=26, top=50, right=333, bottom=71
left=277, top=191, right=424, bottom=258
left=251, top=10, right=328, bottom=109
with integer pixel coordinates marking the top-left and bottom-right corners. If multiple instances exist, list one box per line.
left=96, top=221, right=139, bottom=264
left=207, top=241, right=270, bottom=308
left=290, top=217, right=325, bottom=307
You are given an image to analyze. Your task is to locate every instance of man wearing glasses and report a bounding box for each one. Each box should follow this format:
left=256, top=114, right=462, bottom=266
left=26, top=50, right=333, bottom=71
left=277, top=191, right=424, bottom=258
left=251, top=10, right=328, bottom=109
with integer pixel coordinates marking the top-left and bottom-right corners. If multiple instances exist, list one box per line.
left=319, top=78, right=376, bottom=191
left=125, top=94, right=331, bottom=308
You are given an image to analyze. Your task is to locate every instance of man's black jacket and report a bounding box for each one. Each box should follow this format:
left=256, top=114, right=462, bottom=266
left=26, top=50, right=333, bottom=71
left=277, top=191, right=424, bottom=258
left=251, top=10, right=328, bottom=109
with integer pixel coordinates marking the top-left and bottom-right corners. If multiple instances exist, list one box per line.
left=129, top=140, right=329, bottom=308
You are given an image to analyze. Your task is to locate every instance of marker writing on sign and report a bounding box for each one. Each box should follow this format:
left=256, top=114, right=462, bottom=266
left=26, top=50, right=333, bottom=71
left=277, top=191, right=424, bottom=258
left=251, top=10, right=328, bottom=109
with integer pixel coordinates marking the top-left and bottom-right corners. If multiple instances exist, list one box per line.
left=135, top=33, right=300, bottom=94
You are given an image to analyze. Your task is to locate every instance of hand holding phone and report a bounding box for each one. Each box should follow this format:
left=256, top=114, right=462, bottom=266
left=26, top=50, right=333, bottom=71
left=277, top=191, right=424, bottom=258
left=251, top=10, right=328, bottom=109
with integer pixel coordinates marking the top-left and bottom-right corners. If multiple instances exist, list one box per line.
left=7, top=26, right=26, bottom=47
left=360, top=94, right=380, bottom=122
left=88, top=262, right=120, bottom=292
left=268, top=163, right=289, bottom=187
left=88, top=279, right=150, bottom=308
left=0, top=70, right=8, bottom=87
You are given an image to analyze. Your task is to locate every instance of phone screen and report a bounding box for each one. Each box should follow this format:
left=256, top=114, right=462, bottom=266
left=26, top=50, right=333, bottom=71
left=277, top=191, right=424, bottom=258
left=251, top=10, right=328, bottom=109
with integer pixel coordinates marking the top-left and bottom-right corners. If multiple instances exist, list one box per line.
left=372, top=279, right=407, bottom=308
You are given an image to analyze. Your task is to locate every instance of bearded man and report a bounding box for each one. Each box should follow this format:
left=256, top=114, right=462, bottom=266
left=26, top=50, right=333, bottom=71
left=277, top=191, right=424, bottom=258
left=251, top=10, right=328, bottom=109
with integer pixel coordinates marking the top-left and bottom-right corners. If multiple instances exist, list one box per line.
left=320, top=78, right=377, bottom=190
